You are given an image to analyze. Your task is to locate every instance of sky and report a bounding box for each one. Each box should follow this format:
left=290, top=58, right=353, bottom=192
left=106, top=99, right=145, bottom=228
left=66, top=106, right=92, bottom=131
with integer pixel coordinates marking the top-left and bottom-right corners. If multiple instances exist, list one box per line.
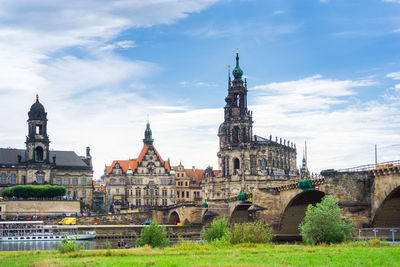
left=1, top=0, right=400, bottom=179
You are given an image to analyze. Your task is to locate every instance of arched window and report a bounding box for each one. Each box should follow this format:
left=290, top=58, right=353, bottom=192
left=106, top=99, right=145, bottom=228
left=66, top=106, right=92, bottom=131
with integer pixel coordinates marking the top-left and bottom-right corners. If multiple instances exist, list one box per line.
left=1, top=174, right=6, bottom=184
left=10, top=174, right=16, bottom=184
left=234, top=158, right=240, bottom=169
left=35, top=147, right=44, bottom=161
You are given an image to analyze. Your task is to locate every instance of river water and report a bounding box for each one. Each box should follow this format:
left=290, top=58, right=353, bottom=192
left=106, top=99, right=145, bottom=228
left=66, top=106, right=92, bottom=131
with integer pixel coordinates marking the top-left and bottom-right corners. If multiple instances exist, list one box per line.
left=0, top=238, right=200, bottom=251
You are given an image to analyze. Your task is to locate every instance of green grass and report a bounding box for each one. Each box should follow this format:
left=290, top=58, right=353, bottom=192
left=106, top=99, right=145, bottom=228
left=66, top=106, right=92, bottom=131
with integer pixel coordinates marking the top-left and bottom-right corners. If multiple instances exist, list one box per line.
left=0, top=242, right=399, bottom=267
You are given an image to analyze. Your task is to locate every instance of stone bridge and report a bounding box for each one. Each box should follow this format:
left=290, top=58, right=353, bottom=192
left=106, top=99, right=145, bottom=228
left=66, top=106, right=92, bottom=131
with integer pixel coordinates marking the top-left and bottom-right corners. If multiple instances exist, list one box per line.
left=166, top=161, right=400, bottom=236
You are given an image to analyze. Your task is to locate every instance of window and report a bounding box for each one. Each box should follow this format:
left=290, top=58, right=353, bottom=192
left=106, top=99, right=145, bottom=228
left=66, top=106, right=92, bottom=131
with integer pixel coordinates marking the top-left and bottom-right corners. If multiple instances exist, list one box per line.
left=35, top=125, right=42, bottom=134
left=136, top=199, right=141, bottom=206
left=120, top=180, right=124, bottom=185
left=65, top=177, right=70, bottom=185
left=162, top=189, right=167, bottom=196
left=73, top=191, right=77, bottom=199
left=146, top=190, right=149, bottom=196
left=67, top=191, right=71, bottom=197
left=136, top=189, right=141, bottom=197
left=107, top=189, right=110, bottom=195
left=21, top=176, right=26, bottom=184
left=185, top=182, right=188, bottom=187
left=82, top=190, right=86, bottom=198
left=234, top=158, right=240, bottom=169
left=73, top=178, right=78, bottom=185
left=37, top=176, right=43, bottom=184
left=57, top=177, right=62, bottom=185
left=81, top=178, right=86, bottom=185
left=177, top=191, right=180, bottom=198
left=10, top=174, right=16, bottom=184
left=162, top=199, right=167, bottom=206
left=110, top=179, right=115, bottom=185
left=34, top=147, right=44, bottom=161
left=186, top=191, right=189, bottom=198
left=116, top=188, right=119, bottom=194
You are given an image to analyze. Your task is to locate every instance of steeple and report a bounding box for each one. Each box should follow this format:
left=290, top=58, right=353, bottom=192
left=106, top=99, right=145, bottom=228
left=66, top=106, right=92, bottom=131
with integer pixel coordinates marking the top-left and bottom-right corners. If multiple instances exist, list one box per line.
left=26, top=95, right=50, bottom=163
left=143, top=122, right=154, bottom=146
left=232, top=51, right=243, bottom=80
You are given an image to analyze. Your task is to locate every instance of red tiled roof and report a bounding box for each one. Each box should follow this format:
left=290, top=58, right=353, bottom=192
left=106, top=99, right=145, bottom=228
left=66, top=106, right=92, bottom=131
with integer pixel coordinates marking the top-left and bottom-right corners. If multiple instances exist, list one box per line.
left=106, top=144, right=170, bottom=175
left=185, top=169, right=204, bottom=185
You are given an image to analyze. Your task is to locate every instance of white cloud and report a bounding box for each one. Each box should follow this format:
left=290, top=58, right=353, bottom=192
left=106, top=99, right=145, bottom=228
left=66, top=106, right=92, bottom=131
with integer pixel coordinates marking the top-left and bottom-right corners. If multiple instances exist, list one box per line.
left=0, top=0, right=220, bottom=179
left=272, top=10, right=285, bottom=15
left=180, top=81, right=216, bottom=87
left=382, top=0, right=400, bottom=3
left=100, top=40, right=136, bottom=51
left=387, top=72, right=400, bottom=80
left=248, top=75, right=400, bottom=172
left=394, top=28, right=400, bottom=33
left=188, top=22, right=299, bottom=39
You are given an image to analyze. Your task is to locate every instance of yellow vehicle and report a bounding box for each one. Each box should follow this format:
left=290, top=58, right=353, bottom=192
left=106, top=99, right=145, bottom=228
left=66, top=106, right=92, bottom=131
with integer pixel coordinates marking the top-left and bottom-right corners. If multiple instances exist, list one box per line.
left=58, top=217, right=76, bottom=225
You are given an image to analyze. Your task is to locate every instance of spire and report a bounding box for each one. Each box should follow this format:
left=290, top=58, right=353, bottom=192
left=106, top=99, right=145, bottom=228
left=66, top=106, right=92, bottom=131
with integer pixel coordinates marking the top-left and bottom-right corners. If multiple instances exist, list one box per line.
left=36, top=94, right=39, bottom=101
left=143, top=122, right=154, bottom=145
left=232, top=51, right=243, bottom=80
left=227, top=64, right=231, bottom=87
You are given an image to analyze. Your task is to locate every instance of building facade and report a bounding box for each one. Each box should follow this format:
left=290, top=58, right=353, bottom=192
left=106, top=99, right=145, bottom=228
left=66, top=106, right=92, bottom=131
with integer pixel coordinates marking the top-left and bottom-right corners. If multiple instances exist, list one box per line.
left=203, top=53, right=298, bottom=201
left=0, top=96, right=94, bottom=207
left=104, top=123, right=175, bottom=212
left=174, top=164, right=205, bottom=203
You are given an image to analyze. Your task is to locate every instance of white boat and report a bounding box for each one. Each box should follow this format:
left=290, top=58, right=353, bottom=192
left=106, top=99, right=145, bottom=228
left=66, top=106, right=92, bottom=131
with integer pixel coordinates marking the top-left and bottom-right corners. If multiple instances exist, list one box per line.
left=0, top=221, right=96, bottom=242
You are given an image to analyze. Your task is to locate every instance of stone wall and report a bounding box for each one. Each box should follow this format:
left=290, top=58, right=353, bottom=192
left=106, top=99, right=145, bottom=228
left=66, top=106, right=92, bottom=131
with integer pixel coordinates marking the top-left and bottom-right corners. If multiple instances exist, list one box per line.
left=4, top=200, right=80, bottom=217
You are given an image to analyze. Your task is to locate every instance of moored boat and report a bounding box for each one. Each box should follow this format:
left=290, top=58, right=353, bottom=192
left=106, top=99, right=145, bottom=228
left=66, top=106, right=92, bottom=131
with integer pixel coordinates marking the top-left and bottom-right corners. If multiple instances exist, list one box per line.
left=0, top=221, right=95, bottom=242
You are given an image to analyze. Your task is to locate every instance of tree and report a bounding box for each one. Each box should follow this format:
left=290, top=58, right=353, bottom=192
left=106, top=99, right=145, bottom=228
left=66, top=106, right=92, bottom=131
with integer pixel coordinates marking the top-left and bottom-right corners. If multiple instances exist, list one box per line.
left=230, top=221, right=273, bottom=244
left=202, top=217, right=231, bottom=243
left=136, top=220, right=169, bottom=248
left=1, top=185, right=66, bottom=198
left=299, top=195, right=355, bottom=244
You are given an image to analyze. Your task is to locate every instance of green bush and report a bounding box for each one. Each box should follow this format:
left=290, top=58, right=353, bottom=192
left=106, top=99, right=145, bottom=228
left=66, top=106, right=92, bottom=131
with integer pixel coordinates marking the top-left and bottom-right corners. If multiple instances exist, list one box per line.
left=202, top=217, right=231, bottom=244
left=136, top=220, right=169, bottom=248
left=57, top=235, right=88, bottom=253
left=230, top=221, right=273, bottom=244
left=299, top=195, right=355, bottom=244
left=1, top=185, right=66, bottom=198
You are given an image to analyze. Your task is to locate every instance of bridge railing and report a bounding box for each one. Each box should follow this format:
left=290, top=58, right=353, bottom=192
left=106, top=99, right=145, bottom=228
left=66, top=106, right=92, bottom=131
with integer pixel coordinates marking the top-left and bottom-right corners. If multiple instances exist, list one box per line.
left=337, top=159, right=400, bottom=173
left=358, top=228, right=400, bottom=243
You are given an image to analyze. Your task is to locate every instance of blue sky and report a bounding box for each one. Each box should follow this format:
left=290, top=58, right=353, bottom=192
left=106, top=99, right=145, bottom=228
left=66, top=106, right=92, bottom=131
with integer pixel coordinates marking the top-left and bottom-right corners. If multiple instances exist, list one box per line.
left=1, top=0, right=400, bottom=179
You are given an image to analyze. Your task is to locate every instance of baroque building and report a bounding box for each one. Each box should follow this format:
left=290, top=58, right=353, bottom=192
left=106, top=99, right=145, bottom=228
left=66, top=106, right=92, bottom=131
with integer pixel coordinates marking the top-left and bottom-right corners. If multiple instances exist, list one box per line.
left=203, top=53, right=298, bottom=201
left=104, top=123, right=175, bottom=212
left=174, top=164, right=210, bottom=204
left=0, top=96, right=94, bottom=207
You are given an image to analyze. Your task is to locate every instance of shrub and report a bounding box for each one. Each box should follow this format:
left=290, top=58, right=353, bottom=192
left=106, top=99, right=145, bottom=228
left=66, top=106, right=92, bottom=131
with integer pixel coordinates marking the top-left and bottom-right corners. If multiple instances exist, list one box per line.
left=136, top=220, right=169, bottom=248
left=202, top=217, right=231, bottom=243
left=230, top=221, right=273, bottom=244
left=1, top=185, right=66, bottom=198
left=299, top=195, right=355, bottom=244
left=57, top=235, right=88, bottom=253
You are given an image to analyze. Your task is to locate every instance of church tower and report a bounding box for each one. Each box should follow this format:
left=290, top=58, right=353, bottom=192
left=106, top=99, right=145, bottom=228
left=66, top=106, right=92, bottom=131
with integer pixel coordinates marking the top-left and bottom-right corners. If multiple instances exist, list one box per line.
left=25, top=95, right=50, bottom=163
left=218, top=52, right=253, bottom=177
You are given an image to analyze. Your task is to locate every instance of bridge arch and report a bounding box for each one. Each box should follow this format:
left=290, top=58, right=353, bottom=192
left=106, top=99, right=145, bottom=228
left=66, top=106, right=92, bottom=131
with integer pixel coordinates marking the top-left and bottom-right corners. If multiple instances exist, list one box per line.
left=168, top=211, right=181, bottom=225
left=277, top=190, right=325, bottom=236
left=230, top=203, right=252, bottom=224
left=372, top=185, right=400, bottom=227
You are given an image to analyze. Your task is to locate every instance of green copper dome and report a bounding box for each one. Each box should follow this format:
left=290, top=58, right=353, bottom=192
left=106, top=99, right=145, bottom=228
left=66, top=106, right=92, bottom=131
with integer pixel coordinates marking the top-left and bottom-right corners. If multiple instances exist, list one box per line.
left=143, top=122, right=154, bottom=145
left=232, top=52, right=243, bottom=80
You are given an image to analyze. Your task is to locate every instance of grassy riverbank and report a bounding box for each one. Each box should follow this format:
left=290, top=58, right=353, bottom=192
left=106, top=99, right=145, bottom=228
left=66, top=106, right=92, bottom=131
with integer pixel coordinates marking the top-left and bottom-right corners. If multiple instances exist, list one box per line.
left=0, top=242, right=399, bottom=267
